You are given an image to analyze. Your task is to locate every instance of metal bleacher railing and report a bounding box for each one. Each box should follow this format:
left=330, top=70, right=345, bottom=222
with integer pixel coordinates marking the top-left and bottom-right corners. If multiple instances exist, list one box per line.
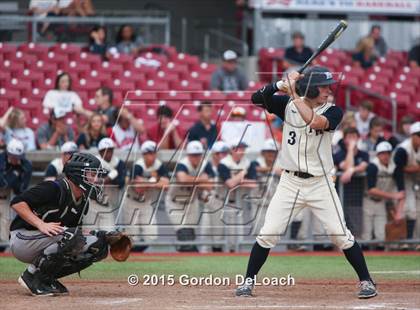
left=0, top=12, right=171, bottom=45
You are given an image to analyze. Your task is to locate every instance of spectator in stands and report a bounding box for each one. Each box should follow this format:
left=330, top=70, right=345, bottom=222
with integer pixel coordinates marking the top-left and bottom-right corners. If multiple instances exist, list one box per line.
left=37, top=107, right=75, bottom=150
left=334, top=127, right=369, bottom=237
left=0, top=108, right=36, bottom=151
left=211, top=50, right=248, bottom=91
left=354, top=100, right=375, bottom=138
left=97, top=138, right=126, bottom=189
left=393, top=122, right=420, bottom=247
left=408, top=39, right=420, bottom=68
left=362, top=141, right=404, bottom=250
left=391, top=115, right=415, bottom=146
left=115, top=24, right=143, bottom=55
left=76, top=113, right=107, bottom=150
left=92, top=87, right=118, bottom=127
left=332, top=111, right=356, bottom=153
left=218, top=140, right=257, bottom=251
left=60, top=0, right=95, bottom=17
left=42, top=72, right=90, bottom=117
left=0, top=139, right=32, bottom=196
left=29, top=0, right=63, bottom=35
left=352, top=37, right=377, bottom=69
left=110, top=108, right=144, bottom=151
left=165, top=141, right=214, bottom=252
left=284, top=31, right=313, bottom=68
left=148, top=106, right=182, bottom=150
left=364, top=25, right=387, bottom=57
left=359, top=117, right=386, bottom=154
left=188, top=101, right=218, bottom=148
left=89, top=25, right=109, bottom=59
left=44, top=141, right=78, bottom=181
left=0, top=108, right=14, bottom=150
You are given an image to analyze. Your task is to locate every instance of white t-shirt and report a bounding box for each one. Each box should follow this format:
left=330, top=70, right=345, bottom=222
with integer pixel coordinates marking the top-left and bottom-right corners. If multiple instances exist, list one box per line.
left=111, top=124, right=139, bottom=151
left=5, top=127, right=36, bottom=151
left=42, top=90, right=82, bottom=114
left=220, top=121, right=266, bottom=152
left=355, top=111, right=375, bottom=138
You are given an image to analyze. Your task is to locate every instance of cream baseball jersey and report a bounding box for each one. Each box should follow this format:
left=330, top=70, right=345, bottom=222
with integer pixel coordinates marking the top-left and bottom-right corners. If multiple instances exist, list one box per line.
left=279, top=99, right=340, bottom=176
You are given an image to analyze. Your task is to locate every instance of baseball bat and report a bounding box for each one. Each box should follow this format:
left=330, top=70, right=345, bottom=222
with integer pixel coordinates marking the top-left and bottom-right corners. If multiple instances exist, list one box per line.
left=297, top=20, right=348, bottom=74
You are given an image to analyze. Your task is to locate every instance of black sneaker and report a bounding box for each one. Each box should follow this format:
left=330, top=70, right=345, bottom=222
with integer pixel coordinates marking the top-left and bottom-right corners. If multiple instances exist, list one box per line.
left=50, top=279, right=69, bottom=295
left=18, top=270, right=54, bottom=297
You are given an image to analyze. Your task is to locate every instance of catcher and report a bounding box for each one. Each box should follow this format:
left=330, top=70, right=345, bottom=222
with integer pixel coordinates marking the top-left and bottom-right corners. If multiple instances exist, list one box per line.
left=9, top=152, right=132, bottom=296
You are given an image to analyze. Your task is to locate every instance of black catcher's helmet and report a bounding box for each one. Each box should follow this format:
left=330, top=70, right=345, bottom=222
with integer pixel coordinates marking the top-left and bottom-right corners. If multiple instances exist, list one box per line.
left=296, top=66, right=336, bottom=99
left=63, top=152, right=107, bottom=200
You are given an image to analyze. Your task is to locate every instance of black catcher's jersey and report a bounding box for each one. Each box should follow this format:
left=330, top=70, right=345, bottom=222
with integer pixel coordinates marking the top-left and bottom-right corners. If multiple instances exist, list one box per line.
left=9, top=178, right=89, bottom=231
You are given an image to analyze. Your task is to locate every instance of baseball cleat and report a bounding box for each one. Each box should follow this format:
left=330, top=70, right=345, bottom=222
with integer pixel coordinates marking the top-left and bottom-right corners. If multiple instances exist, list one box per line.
left=358, top=280, right=377, bottom=299
left=49, top=279, right=69, bottom=295
left=18, top=270, right=54, bottom=297
left=235, top=283, right=254, bottom=297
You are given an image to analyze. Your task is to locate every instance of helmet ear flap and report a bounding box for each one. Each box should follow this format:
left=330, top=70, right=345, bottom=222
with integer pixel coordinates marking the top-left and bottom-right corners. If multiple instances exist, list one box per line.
left=296, top=81, right=319, bottom=99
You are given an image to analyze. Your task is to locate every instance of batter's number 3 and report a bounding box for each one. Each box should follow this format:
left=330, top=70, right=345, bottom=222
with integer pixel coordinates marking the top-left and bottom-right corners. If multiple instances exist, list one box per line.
left=288, top=131, right=296, bottom=145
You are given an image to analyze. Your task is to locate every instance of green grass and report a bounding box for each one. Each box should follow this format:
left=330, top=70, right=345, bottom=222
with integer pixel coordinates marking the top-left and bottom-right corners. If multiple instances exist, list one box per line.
left=1, top=255, right=419, bottom=281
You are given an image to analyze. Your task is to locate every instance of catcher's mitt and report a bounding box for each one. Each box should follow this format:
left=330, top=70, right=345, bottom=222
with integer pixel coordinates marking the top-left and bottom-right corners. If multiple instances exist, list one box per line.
left=105, top=231, right=132, bottom=261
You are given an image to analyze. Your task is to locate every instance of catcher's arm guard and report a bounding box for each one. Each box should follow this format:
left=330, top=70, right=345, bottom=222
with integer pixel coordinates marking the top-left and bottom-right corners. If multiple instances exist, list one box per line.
left=105, top=231, right=133, bottom=262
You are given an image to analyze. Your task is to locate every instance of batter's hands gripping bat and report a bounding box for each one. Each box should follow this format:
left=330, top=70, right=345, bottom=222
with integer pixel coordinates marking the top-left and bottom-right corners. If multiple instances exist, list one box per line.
left=279, top=20, right=348, bottom=93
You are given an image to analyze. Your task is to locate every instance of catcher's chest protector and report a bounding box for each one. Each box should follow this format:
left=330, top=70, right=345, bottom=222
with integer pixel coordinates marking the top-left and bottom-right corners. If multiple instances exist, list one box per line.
left=40, top=179, right=89, bottom=227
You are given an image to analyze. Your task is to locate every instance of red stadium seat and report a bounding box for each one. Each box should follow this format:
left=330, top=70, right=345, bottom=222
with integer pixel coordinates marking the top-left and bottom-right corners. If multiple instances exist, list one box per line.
left=157, top=91, right=191, bottom=101
left=136, top=79, right=169, bottom=91
left=74, top=78, right=101, bottom=92
left=190, top=62, right=217, bottom=75
left=125, top=90, right=157, bottom=102
left=163, top=61, right=189, bottom=75
left=191, top=90, right=226, bottom=101
left=71, top=52, right=102, bottom=66
left=67, top=61, right=91, bottom=74
left=0, top=43, right=17, bottom=56
left=50, top=43, right=82, bottom=56
left=152, top=70, right=180, bottom=82
left=1, top=60, right=25, bottom=73
left=18, top=43, right=49, bottom=57
left=225, top=91, right=252, bottom=102
left=180, top=71, right=212, bottom=88
left=92, top=61, right=124, bottom=76
left=169, top=80, right=203, bottom=91
left=175, top=53, right=199, bottom=67
left=28, top=60, right=58, bottom=74
left=108, top=53, right=134, bottom=67
left=41, top=52, right=69, bottom=65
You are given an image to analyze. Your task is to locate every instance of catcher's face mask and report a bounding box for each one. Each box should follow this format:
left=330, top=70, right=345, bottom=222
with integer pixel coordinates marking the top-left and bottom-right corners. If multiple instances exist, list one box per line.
left=82, top=167, right=107, bottom=202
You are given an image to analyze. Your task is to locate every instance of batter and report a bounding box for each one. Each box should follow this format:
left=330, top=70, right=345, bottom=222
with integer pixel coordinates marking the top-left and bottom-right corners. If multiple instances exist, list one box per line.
left=235, top=66, right=377, bottom=299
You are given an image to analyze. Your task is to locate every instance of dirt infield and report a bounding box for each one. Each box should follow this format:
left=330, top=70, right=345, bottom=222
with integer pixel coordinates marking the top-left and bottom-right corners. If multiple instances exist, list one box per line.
left=1, top=279, right=419, bottom=310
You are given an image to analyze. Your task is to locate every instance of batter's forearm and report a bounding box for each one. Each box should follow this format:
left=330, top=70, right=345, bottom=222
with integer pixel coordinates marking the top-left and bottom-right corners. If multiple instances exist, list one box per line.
left=11, top=202, right=44, bottom=229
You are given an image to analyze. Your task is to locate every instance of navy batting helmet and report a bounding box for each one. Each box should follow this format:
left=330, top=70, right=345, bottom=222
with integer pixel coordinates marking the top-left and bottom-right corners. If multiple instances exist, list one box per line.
left=296, top=66, right=336, bottom=99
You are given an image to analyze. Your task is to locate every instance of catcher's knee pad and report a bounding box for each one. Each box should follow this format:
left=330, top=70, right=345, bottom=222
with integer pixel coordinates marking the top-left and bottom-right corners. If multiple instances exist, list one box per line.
left=58, top=227, right=87, bottom=256
left=330, top=229, right=355, bottom=250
